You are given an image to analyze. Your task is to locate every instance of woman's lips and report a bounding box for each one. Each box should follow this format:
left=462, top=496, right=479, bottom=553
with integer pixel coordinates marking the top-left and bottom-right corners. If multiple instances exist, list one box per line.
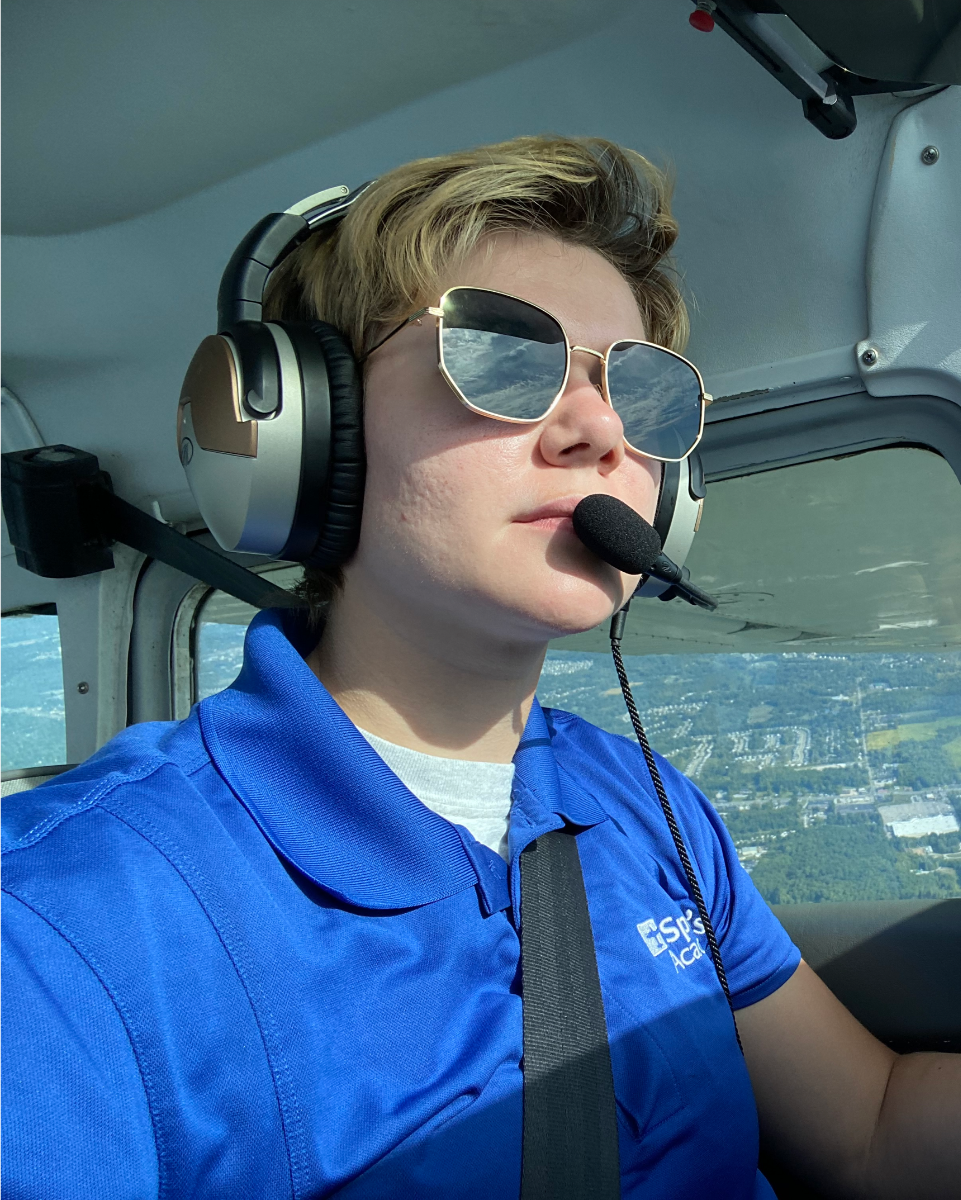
left=514, top=497, right=584, bottom=528
left=522, top=514, right=573, bottom=532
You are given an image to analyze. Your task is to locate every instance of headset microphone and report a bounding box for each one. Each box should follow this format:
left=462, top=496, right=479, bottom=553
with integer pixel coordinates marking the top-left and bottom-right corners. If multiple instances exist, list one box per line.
left=572, top=493, right=661, bottom=574
left=645, top=553, right=717, bottom=611
left=572, top=494, right=717, bottom=611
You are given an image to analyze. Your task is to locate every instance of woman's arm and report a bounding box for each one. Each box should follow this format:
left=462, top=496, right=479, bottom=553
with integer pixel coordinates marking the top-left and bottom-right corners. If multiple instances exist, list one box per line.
left=737, top=960, right=961, bottom=1199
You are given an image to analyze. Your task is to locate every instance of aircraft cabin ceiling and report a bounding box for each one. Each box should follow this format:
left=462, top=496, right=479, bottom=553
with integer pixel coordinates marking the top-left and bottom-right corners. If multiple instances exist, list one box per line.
left=2, top=0, right=638, bottom=236
left=3, top=0, right=960, bottom=645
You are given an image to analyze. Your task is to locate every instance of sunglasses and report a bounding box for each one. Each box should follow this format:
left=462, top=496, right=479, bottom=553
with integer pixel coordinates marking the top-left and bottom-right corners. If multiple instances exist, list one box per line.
left=361, top=286, right=711, bottom=463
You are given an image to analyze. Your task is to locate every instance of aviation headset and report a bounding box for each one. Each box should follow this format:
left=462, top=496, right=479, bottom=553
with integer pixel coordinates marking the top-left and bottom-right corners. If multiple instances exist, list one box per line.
left=178, top=183, right=706, bottom=591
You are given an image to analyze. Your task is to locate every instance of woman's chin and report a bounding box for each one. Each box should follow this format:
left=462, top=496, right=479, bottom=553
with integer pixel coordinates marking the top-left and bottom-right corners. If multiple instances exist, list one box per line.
left=507, top=577, right=625, bottom=641
left=540, top=609, right=616, bottom=640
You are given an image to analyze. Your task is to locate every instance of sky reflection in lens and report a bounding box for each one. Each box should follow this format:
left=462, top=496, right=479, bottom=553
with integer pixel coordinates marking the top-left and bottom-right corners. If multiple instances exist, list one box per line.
left=607, top=342, right=701, bottom=459
left=442, top=327, right=567, bottom=420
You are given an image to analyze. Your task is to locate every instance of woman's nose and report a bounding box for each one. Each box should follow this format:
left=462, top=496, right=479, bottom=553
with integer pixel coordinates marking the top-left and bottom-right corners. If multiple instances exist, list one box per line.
left=537, top=352, right=625, bottom=469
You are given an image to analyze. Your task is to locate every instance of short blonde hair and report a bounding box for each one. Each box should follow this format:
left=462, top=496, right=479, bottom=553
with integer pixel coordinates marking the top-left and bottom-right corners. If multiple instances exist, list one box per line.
left=265, top=134, right=687, bottom=353
left=264, top=135, right=688, bottom=611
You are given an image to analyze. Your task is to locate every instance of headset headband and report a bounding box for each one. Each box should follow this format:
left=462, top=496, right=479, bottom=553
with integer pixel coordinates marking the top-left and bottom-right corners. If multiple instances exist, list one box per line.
left=217, top=182, right=372, bottom=330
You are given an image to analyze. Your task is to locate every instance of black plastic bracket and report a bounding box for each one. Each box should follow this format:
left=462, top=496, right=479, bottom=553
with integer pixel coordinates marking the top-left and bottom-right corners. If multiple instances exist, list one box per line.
left=1, top=445, right=304, bottom=611
left=712, top=0, right=859, bottom=139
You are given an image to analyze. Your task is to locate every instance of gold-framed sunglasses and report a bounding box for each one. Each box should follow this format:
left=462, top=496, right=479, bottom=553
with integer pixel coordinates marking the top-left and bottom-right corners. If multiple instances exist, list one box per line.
left=361, top=285, right=711, bottom=463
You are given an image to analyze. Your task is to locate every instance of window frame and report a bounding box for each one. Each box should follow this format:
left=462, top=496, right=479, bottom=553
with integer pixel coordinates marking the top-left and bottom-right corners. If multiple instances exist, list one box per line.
left=701, top=391, right=961, bottom=486
left=129, top=543, right=300, bottom=725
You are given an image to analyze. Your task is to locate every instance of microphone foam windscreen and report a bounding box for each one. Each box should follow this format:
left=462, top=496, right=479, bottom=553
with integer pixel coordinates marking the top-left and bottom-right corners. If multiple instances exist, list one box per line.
left=572, top=494, right=662, bottom=575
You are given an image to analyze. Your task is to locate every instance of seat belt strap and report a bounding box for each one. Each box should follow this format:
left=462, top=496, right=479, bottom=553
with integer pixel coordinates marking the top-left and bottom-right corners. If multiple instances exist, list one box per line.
left=520, top=827, right=620, bottom=1199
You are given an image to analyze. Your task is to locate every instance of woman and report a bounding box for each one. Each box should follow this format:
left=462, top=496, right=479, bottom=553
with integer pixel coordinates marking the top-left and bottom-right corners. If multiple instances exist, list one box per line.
left=4, top=136, right=958, bottom=1198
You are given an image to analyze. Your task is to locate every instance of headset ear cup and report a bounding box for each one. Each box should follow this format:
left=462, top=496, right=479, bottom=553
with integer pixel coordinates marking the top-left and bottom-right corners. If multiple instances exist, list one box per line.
left=303, top=321, right=365, bottom=567
left=652, top=461, right=680, bottom=547
left=635, top=455, right=703, bottom=600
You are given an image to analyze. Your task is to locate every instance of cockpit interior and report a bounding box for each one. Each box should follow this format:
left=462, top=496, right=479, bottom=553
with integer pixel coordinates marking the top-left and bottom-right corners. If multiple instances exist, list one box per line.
left=3, top=4, right=960, bottom=1198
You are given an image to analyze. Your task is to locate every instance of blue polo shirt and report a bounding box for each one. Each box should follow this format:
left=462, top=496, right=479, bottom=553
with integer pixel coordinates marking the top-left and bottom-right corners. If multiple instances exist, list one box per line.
left=2, top=609, right=799, bottom=1199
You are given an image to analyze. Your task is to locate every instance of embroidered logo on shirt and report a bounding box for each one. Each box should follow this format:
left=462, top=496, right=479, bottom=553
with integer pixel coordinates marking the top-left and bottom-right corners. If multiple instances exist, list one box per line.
left=637, top=908, right=707, bottom=972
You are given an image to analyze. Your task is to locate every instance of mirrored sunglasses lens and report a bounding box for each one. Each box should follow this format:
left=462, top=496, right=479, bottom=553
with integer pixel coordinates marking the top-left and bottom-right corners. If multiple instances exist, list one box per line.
left=606, top=342, right=702, bottom=459
left=440, top=290, right=567, bottom=420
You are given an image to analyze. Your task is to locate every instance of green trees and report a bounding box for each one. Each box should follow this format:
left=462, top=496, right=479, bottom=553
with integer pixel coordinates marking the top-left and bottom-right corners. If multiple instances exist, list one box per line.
left=720, top=802, right=800, bottom=841
left=892, top=741, right=957, bottom=790
left=751, top=821, right=961, bottom=904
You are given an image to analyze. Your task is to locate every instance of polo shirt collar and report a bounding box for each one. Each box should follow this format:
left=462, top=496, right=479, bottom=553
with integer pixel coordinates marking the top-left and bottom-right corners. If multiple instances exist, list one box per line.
left=198, top=609, right=606, bottom=911
left=510, top=697, right=607, bottom=856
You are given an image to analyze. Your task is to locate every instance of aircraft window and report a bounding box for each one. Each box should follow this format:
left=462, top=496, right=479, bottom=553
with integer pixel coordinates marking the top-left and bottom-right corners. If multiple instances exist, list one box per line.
left=0, top=607, right=67, bottom=773
left=548, top=446, right=961, bottom=904
left=194, top=566, right=303, bottom=701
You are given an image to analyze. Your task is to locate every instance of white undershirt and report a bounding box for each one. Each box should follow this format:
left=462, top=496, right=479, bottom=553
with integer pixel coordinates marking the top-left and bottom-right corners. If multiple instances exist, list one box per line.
left=358, top=728, right=515, bottom=861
